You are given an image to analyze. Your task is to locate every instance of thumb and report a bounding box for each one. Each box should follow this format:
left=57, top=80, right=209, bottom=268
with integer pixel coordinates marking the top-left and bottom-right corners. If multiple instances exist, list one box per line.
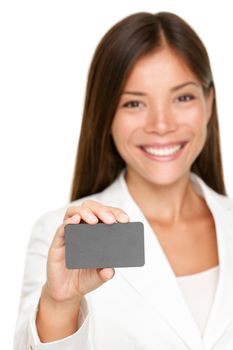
left=97, top=268, right=115, bottom=282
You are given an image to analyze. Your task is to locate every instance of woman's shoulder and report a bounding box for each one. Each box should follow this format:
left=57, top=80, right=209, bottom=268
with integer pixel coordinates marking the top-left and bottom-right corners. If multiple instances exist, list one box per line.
left=191, top=171, right=233, bottom=212
left=215, top=192, right=233, bottom=210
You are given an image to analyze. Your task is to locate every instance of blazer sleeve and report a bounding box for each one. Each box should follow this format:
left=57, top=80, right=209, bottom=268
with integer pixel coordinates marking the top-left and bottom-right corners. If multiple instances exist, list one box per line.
left=13, top=210, right=93, bottom=350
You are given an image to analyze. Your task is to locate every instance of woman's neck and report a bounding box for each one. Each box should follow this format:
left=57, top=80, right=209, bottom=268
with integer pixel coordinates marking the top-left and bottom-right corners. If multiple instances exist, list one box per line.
left=125, top=169, right=205, bottom=225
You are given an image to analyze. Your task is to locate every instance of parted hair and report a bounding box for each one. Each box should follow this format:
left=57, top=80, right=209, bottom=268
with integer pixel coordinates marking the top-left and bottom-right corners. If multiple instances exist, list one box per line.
left=69, top=11, right=227, bottom=201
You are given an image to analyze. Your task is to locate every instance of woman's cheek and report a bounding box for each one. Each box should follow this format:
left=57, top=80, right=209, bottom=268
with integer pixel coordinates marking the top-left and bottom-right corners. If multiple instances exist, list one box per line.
left=178, top=104, right=205, bottom=130
left=112, top=112, right=141, bottom=138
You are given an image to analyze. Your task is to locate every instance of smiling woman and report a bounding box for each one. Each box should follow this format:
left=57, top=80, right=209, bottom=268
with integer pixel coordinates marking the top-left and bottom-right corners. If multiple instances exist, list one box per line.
left=68, top=12, right=225, bottom=201
left=14, top=11, right=233, bottom=350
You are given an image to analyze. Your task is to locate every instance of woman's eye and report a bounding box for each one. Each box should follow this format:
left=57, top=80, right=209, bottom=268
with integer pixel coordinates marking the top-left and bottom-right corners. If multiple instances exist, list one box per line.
left=122, top=101, right=144, bottom=108
left=177, top=94, right=195, bottom=102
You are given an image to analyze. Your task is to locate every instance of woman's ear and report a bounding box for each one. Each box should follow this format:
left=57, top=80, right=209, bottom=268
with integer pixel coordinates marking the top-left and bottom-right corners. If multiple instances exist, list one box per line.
left=206, top=86, right=214, bottom=123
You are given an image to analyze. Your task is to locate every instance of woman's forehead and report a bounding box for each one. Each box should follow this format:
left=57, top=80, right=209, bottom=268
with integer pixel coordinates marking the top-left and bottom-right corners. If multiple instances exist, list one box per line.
left=123, top=51, right=201, bottom=93
left=126, top=48, right=197, bottom=81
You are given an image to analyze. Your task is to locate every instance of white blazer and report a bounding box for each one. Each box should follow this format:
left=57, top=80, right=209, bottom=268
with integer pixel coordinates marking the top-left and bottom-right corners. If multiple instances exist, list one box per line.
left=14, top=169, right=233, bottom=350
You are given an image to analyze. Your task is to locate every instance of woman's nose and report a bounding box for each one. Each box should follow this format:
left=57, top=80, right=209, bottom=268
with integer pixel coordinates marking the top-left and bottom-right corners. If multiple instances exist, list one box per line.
left=144, top=106, right=178, bottom=135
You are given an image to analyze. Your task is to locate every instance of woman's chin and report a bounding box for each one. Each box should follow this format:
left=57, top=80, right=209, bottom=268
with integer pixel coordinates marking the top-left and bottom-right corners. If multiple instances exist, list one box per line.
left=140, top=169, right=189, bottom=187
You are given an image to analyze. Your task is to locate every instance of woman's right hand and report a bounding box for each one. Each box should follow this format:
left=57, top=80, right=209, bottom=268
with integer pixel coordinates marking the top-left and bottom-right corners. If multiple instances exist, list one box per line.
left=42, top=199, right=130, bottom=305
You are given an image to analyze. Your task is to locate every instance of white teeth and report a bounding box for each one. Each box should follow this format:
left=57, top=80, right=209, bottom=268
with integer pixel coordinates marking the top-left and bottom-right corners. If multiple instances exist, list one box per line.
left=143, top=144, right=182, bottom=156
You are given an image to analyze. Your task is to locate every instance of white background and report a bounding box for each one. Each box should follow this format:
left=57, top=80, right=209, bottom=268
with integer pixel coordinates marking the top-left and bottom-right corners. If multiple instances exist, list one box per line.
left=0, top=1, right=233, bottom=348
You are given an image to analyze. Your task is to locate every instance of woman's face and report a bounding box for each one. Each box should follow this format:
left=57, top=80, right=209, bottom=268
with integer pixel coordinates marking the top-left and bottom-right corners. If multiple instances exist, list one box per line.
left=111, top=46, right=214, bottom=186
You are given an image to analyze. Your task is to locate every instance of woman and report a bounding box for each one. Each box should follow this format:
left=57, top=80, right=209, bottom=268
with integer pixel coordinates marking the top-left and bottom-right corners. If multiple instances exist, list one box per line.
left=14, top=11, right=233, bottom=350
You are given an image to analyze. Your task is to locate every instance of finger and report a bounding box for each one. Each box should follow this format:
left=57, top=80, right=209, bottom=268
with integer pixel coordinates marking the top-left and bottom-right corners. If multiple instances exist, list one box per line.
left=64, top=200, right=102, bottom=220
left=82, top=202, right=130, bottom=224
left=64, top=201, right=130, bottom=225
left=86, top=206, right=117, bottom=224
left=97, top=268, right=115, bottom=282
left=64, top=202, right=115, bottom=224
left=81, top=201, right=130, bottom=223
left=107, top=207, right=130, bottom=223
left=70, top=207, right=99, bottom=224
left=51, top=214, right=81, bottom=249
left=90, top=206, right=130, bottom=224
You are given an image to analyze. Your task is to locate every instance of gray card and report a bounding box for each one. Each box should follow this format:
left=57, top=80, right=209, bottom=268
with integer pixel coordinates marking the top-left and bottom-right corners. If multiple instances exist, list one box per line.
left=64, top=222, right=145, bottom=269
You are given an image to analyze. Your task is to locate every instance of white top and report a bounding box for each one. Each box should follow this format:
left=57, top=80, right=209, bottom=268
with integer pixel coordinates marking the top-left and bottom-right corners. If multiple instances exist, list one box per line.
left=177, top=265, right=220, bottom=336
left=14, top=168, right=233, bottom=350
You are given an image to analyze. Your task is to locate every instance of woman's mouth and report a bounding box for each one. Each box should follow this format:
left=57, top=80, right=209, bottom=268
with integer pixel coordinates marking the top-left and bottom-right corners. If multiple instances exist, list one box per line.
left=138, top=142, right=188, bottom=161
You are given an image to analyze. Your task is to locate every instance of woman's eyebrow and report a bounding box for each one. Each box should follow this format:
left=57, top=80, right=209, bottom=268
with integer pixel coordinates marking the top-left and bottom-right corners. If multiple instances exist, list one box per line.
left=122, top=91, right=147, bottom=96
left=122, top=81, right=199, bottom=96
left=170, top=81, right=199, bottom=92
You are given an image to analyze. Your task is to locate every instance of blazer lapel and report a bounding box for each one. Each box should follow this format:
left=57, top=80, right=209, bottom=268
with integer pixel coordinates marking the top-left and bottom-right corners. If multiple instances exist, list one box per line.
left=103, top=169, right=233, bottom=349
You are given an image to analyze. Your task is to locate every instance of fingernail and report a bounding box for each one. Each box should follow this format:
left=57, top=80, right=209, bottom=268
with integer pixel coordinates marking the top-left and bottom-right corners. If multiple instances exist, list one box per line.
left=119, top=213, right=130, bottom=222
left=105, top=213, right=116, bottom=223
left=71, top=214, right=80, bottom=222
left=87, top=213, right=98, bottom=222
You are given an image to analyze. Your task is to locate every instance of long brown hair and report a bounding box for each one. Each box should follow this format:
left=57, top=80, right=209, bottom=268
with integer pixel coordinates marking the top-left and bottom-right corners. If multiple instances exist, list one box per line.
left=69, top=11, right=227, bottom=201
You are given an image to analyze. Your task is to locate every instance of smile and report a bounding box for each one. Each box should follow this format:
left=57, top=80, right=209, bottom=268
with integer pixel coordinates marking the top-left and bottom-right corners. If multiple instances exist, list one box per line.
left=139, top=142, right=188, bottom=161
left=143, top=143, right=183, bottom=156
